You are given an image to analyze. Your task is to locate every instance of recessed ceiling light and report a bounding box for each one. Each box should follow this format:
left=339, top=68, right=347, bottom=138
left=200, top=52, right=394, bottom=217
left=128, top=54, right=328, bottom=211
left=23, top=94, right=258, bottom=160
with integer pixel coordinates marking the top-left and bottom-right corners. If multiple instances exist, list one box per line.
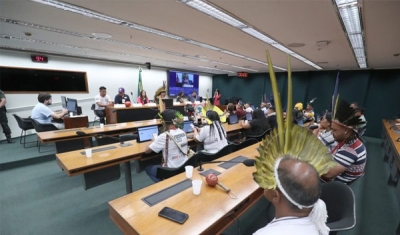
left=287, top=43, right=305, bottom=48
left=91, top=32, right=112, bottom=38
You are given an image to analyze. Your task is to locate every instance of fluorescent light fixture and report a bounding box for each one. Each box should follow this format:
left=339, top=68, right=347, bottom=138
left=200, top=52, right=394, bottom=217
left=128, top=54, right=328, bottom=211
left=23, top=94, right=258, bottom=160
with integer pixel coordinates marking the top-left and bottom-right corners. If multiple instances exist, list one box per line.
left=182, top=0, right=246, bottom=28
left=197, top=65, right=235, bottom=73
left=335, top=0, right=367, bottom=68
left=179, top=0, right=322, bottom=70
left=231, top=65, right=258, bottom=72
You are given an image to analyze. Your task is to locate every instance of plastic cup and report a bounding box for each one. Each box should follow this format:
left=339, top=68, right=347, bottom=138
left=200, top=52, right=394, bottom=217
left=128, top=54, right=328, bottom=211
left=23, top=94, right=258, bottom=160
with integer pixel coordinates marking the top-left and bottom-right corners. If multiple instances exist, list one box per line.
left=192, top=180, right=202, bottom=195
left=69, top=112, right=73, bottom=116
left=100, top=123, right=104, bottom=128
left=185, top=165, right=194, bottom=178
left=85, top=148, right=92, bottom=158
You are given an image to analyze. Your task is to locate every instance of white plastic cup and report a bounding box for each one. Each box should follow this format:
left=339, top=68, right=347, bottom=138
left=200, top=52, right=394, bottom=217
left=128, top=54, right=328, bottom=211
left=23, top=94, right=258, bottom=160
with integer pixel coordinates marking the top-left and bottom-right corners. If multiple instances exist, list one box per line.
left=192, top=180, right=202, bottom=195
left=85, top=148, right=92, bottom=158
left=185, top=165, right=194, bottom=178
left=69, top=112, right=73, bottom=117
left=100, top=123, right=104, bottom=128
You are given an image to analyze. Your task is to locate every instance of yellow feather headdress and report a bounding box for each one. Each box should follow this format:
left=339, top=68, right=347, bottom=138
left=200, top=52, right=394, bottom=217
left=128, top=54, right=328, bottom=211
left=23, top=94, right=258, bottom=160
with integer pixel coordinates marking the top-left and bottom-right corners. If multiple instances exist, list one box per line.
left=253, top=51, right=337, bottom=190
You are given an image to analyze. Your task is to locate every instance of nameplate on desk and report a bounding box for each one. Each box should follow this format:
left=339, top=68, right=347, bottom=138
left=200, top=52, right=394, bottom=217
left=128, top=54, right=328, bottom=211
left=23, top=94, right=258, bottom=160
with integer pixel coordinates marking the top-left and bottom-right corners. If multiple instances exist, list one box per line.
left=142, top=179, right=192, bottom=206
left=218, top=156, right=248, bottom=170
left=145, top=103, right=157, bottom=107
left=132, top=104, right=143, bottom=107
left=54, top=128, right=82, bottom=133
left=80, top=146, right=117, bottom=155
left=114, top=104, right=126, bottom=108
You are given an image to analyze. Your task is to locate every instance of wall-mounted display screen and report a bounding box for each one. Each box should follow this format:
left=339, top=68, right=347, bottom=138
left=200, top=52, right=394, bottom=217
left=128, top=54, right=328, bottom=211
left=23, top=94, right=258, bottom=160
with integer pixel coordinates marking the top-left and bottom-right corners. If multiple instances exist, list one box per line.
left=168, top=70, right=199, bottom=96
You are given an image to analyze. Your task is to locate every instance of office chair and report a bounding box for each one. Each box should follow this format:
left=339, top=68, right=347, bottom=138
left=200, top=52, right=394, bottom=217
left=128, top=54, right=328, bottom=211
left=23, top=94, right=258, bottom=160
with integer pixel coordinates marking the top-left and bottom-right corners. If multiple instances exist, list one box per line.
left=233, top=138, right=258, bottom=152
left=320, top=181, right=356, bottom=235
left=156, top=154, right=200, bottom=180
left=12, top=114, right=36, bottom=148
left=247, top=128, right=271, bottom=142
left=30, top=118, right=58, bottom=153
left=91, top=104, right=101, bottom=126
left=347, top=173, right=365, bottom=187
left=197, top=144, right=234, bottom=163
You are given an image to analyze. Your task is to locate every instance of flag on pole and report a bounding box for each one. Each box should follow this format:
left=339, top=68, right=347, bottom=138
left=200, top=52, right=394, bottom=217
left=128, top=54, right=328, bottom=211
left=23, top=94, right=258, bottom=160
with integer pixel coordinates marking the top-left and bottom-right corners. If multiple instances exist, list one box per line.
left=137, top=67, right=143, bottom=97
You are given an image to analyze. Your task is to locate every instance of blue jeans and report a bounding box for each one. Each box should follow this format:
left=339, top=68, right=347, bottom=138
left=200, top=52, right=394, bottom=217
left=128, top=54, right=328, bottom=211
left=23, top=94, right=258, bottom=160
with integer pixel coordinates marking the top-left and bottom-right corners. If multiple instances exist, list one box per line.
left=145, top=165, right=161, bottom=183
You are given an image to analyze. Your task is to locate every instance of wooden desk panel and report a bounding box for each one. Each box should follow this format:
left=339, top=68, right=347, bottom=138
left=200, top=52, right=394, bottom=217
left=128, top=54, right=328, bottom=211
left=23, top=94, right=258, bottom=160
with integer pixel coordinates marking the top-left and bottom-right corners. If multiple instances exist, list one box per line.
left=108, top=144, right=262, bottom=235
left=63, top=115, right=89, bottom=129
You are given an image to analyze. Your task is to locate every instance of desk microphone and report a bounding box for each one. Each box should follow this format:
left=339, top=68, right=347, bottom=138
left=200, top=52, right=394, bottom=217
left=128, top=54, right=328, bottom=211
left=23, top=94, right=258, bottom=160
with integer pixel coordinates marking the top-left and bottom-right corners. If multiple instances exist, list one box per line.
left=197, top=158, right=255, bottom=171
left=76, top=131, right=132, bottom=147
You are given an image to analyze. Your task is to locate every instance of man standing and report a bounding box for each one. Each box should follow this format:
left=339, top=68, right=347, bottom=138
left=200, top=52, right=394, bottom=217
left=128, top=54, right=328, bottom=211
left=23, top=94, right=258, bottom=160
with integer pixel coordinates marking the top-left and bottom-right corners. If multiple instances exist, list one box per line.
left=114, top=87, right=131, bottom=104
left=95, top=86, right=113, bottom=124
left=0, top=89, right=14, bottom=143
left=31, top=92, right=68, bottom=129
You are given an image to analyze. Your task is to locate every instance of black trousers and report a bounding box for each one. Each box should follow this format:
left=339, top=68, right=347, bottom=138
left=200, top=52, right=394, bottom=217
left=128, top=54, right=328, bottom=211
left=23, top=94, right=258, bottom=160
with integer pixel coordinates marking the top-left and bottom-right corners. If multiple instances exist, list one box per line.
left=0, top=107, right=11, bottom=137
left=94, top=109, right=106, bottom=124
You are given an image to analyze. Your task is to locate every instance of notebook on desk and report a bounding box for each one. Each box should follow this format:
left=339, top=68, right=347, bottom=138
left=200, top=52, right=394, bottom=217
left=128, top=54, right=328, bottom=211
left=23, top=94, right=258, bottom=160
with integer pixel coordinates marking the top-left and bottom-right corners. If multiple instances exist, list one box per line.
left=137, top=125, right=159, bottom=143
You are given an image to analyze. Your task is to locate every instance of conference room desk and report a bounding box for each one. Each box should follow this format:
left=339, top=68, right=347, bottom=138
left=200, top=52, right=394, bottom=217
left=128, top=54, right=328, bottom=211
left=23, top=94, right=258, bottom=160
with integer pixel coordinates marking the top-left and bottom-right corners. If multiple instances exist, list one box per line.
left=382, top=120, right=400, bottom=186
left=106, top=104, right=186, bottom=124
left=56, top=122, right=244, bottom=192
left=108, top=143, right=262, bottom=235
left=63, top=115, right=89, bottom=129
left=37, top=119, right=162, bottom=144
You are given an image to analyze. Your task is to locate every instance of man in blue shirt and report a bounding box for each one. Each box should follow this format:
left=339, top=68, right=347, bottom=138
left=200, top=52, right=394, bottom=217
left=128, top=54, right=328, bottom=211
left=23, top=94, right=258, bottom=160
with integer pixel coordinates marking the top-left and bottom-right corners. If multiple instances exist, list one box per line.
left=188, top=91, right=200, bottom=103
left=31, top=92, right=68, bottom=129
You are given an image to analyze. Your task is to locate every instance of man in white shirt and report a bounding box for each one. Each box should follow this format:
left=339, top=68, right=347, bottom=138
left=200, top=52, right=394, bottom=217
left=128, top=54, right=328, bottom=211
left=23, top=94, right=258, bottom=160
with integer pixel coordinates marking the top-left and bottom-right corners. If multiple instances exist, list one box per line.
left=145, top=109, right=188, bottom=182
left=253, top=158, right=328, bottom=235
left=245, top=102, right=253, bottom=113
left=94, top=86, right=113, bottom=124
left=31, top=92, right=69, bottom=129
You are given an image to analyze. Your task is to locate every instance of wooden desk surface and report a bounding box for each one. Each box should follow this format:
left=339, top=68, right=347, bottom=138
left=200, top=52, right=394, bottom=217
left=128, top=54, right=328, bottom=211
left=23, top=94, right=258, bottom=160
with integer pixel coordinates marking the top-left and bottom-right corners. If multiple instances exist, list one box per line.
left=382, top=120, right=400, bottom=168
left=56, top=122, right=243, bottom=176
left=108, top=143, right=261, bottom=235
left=37, top=119, right=162, bottom=143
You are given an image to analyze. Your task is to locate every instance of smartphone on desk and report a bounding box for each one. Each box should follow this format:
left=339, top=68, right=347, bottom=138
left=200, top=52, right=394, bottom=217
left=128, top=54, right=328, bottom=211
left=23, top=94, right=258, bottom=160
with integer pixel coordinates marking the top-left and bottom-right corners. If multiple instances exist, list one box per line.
left=158, top=207, right=189, bottom=224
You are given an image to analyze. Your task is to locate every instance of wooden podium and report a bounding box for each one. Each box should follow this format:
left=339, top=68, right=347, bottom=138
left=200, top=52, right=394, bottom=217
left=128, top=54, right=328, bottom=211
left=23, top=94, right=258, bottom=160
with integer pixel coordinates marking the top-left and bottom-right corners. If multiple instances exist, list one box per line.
left=63, top=115, right=89, bottom=129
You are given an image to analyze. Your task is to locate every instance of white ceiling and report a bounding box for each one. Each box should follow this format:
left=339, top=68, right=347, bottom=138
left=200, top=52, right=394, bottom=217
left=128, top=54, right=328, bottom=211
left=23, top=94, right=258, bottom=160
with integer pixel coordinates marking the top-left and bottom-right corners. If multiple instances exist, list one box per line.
left=0, top=0, right=399, bottom=74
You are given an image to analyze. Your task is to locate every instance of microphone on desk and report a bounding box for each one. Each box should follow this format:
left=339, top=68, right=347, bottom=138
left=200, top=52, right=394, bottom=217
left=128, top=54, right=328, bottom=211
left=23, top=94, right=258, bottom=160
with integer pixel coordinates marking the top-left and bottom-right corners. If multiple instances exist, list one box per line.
left=76, top=131, right=132, bottom=147
left=197, top=158, right=255, bottom=171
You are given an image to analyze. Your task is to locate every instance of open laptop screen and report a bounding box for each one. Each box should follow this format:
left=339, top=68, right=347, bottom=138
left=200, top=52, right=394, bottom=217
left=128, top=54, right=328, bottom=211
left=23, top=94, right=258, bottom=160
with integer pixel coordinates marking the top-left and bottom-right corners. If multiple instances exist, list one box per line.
left=246, top=112, right=253, bottom=121
left=228, top=114, right=238, bottom=124
left=137, top=125, right=159, bottom=143
left=183, top=121, right=194, bottom=133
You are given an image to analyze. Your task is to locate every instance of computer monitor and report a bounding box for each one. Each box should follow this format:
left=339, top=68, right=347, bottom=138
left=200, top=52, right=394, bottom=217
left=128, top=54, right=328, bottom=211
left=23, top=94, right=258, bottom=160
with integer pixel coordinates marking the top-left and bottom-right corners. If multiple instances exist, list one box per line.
left=183, top=121, right=194, bottom=133
left=66, top=98, right=78, bottom=113
left=162, top=98, right=174, bottom=108
left=61, top=96, right=67, bottom=109
left=228, top=114, right=239, bottom=124
left=246, top=112, right=253, bottom=121
left=137, top=125, right=159, bottom=143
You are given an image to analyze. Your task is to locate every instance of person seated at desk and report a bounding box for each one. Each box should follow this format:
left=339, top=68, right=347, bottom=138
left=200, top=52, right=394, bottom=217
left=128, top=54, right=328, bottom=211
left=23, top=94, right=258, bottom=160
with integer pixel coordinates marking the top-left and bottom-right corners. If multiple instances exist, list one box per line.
left=313, top=112, right=337, bottom=152
left=176, top=91, right=185, bottom=104
left=188, top=91, right=201, bottom=103
left=235, top=103, right=246, bottom=120
left=244, top=102, right=253, bottom=113
left=224, top=103, right=235, bottom=118
left=322, top=100, right=367, bottom=184
left=241, top=109, right=270, bottom=138
left=192, top=110, right=228, bottom=153
left=154, top=87, right=167, bottom=104
left=31, top=92, right=68, bottom=129
left=354, top=107, right=367, bottom=136
left=144, top=109, right=188, bottom=182
left=266, top=106, right=278, bottom=130
left=95, top=86, right=113, bottom=124
left=137, top=90, right=149, bottom=105
left=114, top=87, right=130, bottom=104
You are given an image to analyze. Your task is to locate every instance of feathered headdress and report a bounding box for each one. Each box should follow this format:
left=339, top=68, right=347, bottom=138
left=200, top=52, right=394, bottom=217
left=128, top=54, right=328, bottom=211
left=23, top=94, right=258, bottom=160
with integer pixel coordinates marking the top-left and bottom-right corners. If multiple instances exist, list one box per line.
left=253, top=51, right=337, bottom=235
left=332, top=99, right=365, bottom=131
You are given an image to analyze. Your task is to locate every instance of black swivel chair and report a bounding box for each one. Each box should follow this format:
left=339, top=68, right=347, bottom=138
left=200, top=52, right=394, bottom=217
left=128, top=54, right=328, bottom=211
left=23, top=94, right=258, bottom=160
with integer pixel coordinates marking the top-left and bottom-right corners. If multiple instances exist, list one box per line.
left=247, top=128, right=271, bottom=142
left=30, top=118, right=58, bottom=153
left=91, top=104, right=101, bottom=126
left=156, top=154, right=200, bottom=180
left=320, top=181, right=356, bottom=235
left=13, top=114, right=36, bottom=148
left=197, top=144, right=234, bottom=163
left=233, top=138, right=258, bottom=152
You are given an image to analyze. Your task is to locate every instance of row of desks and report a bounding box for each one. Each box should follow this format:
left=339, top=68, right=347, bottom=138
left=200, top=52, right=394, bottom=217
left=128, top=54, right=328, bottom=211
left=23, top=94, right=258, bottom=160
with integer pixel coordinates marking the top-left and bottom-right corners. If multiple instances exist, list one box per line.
left=55, top=122, right=244, bottom=192
left=108, top=143, right=262, bottom=235
left=382, top=120, right=400, bottom=185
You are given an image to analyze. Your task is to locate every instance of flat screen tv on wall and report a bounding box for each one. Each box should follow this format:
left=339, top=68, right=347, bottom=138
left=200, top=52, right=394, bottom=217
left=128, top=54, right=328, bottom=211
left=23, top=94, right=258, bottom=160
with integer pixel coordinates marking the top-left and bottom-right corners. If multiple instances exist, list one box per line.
left=168, top=70, right=199, bottom=96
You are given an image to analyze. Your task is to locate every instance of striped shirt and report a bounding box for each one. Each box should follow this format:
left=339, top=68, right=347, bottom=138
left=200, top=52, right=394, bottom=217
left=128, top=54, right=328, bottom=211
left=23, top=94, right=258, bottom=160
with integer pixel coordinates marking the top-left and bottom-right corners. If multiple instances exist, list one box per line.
left=332, top=138, right=367, bottom=183
left=318, top=130, right=337, bottom=151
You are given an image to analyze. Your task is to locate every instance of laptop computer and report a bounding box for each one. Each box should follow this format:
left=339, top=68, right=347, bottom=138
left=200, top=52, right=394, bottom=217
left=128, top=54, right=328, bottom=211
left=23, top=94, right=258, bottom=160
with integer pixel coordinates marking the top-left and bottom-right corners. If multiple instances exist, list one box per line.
left=137, top=125, right=159, bottom=143
left=246, top=112, right=253, bottom=121
left=228, top=114, right=239, bottom=125
left=183, top=120, right=194, bottom=133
